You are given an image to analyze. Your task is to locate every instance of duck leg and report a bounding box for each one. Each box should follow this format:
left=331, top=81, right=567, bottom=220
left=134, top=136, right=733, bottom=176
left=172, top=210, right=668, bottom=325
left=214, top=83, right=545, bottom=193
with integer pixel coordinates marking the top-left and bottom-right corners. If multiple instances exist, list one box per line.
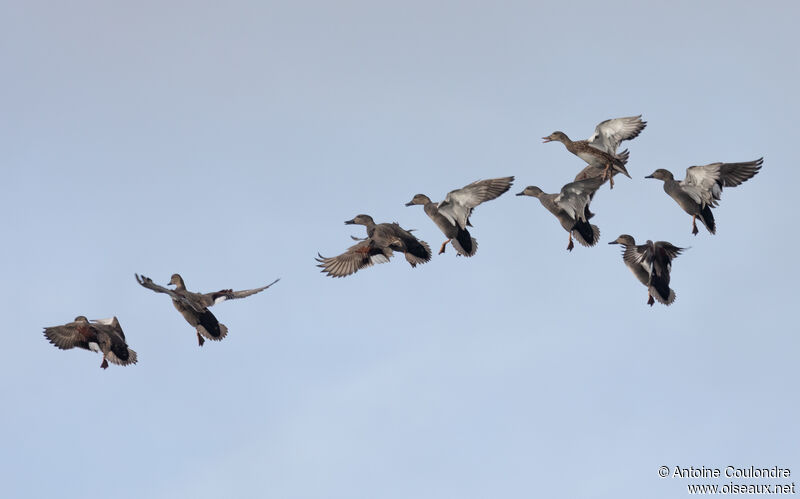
left=197, top=332, right=205, bottom=347
left=691, top=215, right=699, bottom=235
left=100, top=357, right=109, bottom=369
left=647, top=293, right=655, bottom=306
left=438, top=239, right=450, bottom=255
left=566, top=233, right=574, bottom=252
left=603, top=164, right=615, bottom=189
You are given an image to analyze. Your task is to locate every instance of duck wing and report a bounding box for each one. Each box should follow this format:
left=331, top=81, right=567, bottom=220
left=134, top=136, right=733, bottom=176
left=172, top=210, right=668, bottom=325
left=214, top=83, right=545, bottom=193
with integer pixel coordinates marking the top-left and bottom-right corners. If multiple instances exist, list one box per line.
left=587, top=115, right=647, bottom=155
left=204, top=278, right=280, bottom=305
left=43, top=319, right=93, bottom=350
left=135, top=274, right=206, bottom=313
left=438, top=176, right=514, bottom=229
left=316, top=240, right=392, bottom=278
left=555, top=177, right=603, bottom=221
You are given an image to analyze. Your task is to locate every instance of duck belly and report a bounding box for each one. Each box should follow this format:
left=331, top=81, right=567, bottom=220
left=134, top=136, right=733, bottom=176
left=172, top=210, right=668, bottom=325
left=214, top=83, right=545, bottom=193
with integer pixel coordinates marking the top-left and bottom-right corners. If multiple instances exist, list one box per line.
left=173, top=300, right=200, bottom=327
left=576, top=151, right=605, bottom=168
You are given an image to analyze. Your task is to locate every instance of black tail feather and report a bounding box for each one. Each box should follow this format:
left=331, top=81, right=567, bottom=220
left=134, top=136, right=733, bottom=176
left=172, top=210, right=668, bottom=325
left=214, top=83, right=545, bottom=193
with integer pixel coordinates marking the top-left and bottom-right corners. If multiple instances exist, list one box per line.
left=451, top=228, right=477, bottom=257
left=572, top=221, right=600, bottom=247
left=699, top=205, right=716, bottom=234
left=198, top=310, right=224, bottom=339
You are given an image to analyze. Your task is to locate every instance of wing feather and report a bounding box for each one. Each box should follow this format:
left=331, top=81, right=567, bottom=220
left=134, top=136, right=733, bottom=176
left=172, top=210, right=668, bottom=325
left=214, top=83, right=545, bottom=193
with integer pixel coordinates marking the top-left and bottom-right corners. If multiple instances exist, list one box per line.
left=587, top=115, right=647, bottom=155
left=316, top=241, right=392, bottom=278
left=438, top=176, right=514, bottom=229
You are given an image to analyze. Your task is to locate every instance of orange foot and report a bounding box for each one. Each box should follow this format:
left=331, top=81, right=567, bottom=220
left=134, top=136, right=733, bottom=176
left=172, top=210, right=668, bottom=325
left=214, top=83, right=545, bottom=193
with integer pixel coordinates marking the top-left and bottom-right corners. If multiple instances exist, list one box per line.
left=101, top=358, right=109, bottom=369
left=647, top=294, right=655, bottom=306
left=438, top=240, right=450, bottom=255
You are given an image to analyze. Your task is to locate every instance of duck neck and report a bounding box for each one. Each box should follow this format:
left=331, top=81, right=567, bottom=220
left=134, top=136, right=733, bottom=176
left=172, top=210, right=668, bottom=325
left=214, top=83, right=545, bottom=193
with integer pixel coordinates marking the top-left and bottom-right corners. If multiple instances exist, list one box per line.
left=423, top=201, right=439, bottom=217
left=363, top=221, right=376, bottom=237
left=553, top=133, right=572, bottom=146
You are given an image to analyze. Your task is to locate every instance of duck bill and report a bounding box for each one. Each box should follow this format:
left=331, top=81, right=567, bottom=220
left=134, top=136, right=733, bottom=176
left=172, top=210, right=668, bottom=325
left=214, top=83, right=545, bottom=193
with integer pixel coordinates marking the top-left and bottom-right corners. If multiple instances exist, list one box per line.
left=541, top=136, right=552, bottom=143
left=404, top=201, right=414, bottom=206
left=644, top=174, right=654, bottom=179
left=344, top=219, right=356, bottom=225
left=515, top=191, right=526, bottom=196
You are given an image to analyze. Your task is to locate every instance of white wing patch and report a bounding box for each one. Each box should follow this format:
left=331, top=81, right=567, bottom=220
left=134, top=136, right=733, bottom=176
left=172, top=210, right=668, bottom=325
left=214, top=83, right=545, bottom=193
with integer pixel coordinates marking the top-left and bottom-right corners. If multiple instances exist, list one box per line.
left=370, top=254, right=390, bottom=265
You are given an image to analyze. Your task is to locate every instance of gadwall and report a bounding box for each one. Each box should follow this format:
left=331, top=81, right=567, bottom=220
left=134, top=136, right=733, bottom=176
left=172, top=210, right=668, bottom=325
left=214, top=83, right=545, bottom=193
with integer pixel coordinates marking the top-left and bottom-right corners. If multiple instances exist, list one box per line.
left=645, top=158, right=763, bottom=235
left=43, top=316, right=137, bottom=369
left=405, top=176, right=514, bottom=256
left=316, top=214, right=432, bottom=277
left=543, top=115, right=646, bottom=188
left=135, top=273, right=280, bottom=346
left=609, top=235, right=684, bottom=306
left=516, top=177, right=603, bottom=251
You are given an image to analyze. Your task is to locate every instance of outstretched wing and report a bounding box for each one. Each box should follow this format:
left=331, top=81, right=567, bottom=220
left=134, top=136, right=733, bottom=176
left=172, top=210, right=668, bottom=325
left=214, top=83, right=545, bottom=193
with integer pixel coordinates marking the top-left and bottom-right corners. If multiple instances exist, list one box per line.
left=135, top=274, right=205, bottom=313
left=587, top=115, right=647, bottom=155
left=438, top=176, right=514, bottom=229
left=682, top=158, right=762, bottom=208
left=43, top=320, right=91, bottom=350
left=684, top=158, right=762, bottom=194
left=205, top=278, right=280, bottom=305
left=316, top=240, right=392, bottom=278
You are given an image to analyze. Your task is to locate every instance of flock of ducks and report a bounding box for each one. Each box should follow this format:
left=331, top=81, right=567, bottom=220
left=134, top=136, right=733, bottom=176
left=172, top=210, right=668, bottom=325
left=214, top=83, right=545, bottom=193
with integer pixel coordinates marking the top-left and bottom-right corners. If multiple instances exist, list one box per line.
left=315, top=115, right=762, bottom=303
left=43, top=115, right=763, bottom=369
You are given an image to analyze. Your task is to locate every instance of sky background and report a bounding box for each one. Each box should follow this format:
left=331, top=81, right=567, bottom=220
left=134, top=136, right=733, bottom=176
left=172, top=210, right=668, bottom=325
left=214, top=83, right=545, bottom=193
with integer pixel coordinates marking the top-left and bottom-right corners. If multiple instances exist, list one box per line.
left=2, top=1, right=798, bottom=498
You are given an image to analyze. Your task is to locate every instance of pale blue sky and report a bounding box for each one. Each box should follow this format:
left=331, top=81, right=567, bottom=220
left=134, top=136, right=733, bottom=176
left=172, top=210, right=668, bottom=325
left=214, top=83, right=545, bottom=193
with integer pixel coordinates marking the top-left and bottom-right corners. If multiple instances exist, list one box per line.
left=2, top=1, right=798, bottom=498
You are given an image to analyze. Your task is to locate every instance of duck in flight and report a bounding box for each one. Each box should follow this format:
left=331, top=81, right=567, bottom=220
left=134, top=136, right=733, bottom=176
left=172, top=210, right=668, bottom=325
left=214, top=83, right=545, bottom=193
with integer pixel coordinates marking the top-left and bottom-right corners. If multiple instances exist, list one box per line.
left=43, top=316, right=137, bottom=369
left=316, top=214, right=431, bottom=277
left=544, top=115, right=646, bottom=188
left=405, top=176, right=514, bottom=256
left=135, top=273, right=279, bottom=346
left=645, top=158, right=762, bottom=235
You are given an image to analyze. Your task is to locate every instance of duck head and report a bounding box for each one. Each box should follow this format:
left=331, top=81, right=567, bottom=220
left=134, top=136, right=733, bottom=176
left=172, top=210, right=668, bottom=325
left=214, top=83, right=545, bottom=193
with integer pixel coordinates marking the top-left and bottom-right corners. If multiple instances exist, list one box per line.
left=345, top=214, right=375, bottom=226
left=608, top=234, right=636, bottom=246
left=168, top=274, right=186, bottom=288
left=516, top=186, right=543, bottom=198
left=405, top=194, right=431, bottom=206
left=644, top=169, right=674, bottom=182
left=542, top=131, right=568, bottom=143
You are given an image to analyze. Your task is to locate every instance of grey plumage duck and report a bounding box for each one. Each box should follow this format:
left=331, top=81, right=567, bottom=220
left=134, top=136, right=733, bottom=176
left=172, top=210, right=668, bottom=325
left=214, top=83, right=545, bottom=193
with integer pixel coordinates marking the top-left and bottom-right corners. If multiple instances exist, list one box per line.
left=43, top=316, right=137, bottom=369
left=645, top=158, right=763, bottom=235
left=609, top=235, right=684, bottom=306
left=405, top=176, right=514, bottom=256
left=516, top=177, right=604, bottom=251
left=135, top=273, right=280, bottom=346
left=543, top=115, right=646, bottom=188
left=316, top=214, right=432, bottom=277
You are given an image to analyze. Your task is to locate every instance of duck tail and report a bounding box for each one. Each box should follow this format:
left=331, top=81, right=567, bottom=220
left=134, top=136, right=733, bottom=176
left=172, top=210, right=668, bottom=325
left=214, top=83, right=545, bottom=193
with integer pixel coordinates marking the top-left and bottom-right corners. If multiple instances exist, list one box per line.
left=450, top=228, right=478, bottom=257
left=403, top=239, right=432, bottom=267
left=197, top=310, right=228, bottom=341
left=698, top=205, right=716, bottom=234
left=648, top=278, right=676, bottom=306
left=572, top=222, right=600, bottom=247
left=107, top=347, right=138, bottom=366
